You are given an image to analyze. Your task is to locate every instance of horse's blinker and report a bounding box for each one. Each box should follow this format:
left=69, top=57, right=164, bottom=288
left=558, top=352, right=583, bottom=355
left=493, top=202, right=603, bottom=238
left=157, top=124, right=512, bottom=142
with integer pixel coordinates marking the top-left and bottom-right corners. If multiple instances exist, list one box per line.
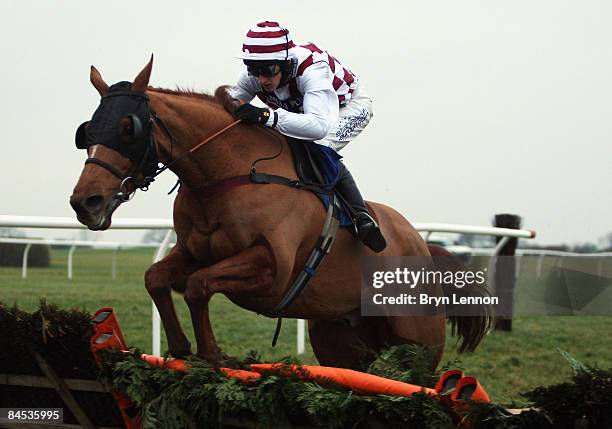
left=75, top=121, right=89, bottom=149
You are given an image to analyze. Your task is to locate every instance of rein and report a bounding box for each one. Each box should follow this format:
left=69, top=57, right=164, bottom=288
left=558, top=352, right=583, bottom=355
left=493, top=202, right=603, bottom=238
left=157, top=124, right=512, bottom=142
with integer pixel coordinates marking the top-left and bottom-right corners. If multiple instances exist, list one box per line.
left=152, top=115, right=294, bottom=200
left=152, top=117, right=242, bottom=179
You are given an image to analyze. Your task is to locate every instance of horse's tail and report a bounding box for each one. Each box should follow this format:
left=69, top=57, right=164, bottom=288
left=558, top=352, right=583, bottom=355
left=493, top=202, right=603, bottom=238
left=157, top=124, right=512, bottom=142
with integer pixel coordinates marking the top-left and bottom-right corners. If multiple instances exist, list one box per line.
left=427, top=245, right=493, bottom=353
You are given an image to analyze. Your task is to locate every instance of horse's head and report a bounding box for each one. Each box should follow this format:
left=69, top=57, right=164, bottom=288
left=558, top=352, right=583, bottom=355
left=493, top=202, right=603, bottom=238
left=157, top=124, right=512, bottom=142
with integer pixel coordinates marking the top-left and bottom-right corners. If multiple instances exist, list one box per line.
left=70, top=56, right=159, bottom=230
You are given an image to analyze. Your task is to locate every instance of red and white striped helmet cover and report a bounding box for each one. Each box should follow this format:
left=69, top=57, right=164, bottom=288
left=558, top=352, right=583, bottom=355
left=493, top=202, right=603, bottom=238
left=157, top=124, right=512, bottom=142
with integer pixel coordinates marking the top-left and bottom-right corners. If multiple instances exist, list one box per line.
left=239, top=21, right=295, bottom=61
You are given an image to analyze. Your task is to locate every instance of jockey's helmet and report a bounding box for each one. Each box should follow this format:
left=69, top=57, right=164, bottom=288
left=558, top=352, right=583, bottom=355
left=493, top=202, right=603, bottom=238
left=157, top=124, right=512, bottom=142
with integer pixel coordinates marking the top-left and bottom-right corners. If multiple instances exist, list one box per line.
left=238, top=21, right=294, bottom=61
left=239, top=21, right=295, bottom=88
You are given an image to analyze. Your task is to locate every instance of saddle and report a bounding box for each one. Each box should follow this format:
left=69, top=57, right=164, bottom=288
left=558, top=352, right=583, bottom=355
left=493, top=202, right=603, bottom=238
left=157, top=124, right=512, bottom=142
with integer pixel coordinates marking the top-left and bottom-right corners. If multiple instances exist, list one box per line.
left=280, top=137, right=353, bottom=227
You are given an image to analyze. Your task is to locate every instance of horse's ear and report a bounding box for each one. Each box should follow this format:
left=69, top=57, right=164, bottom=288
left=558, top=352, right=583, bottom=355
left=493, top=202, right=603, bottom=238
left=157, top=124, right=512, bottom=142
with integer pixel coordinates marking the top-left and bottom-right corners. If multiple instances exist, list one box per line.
left=90, top=65, right=109, bottom=97
left=132, top=54, right=154, bottom=92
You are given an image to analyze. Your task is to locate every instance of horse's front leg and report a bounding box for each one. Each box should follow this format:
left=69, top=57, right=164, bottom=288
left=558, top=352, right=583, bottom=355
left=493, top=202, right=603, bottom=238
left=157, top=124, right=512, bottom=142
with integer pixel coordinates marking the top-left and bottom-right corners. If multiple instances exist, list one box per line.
left=144, top=245, right=198, bottom=357
left=183, top=243, right=275, bottom=363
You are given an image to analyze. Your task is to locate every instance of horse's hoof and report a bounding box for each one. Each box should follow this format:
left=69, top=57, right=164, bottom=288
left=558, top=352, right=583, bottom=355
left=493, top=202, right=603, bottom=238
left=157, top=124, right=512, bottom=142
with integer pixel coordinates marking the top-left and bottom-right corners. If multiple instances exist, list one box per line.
left=218, top=353, right=241, bottom=368
left=197, top=350, right=238, bottom=368
left=169, top=340, right=192, bottom=358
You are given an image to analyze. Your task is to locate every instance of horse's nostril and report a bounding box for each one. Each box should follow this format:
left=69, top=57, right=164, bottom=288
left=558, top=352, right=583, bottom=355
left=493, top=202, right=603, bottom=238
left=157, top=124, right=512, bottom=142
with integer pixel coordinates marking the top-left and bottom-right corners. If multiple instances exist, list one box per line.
left=84, top=195, right=105, bottom=212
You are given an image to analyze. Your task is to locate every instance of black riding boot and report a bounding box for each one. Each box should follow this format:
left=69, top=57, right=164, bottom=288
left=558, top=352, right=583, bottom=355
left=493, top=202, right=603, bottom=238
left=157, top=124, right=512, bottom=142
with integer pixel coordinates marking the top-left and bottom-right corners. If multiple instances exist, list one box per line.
left=335, top=163, right=387, bottom=252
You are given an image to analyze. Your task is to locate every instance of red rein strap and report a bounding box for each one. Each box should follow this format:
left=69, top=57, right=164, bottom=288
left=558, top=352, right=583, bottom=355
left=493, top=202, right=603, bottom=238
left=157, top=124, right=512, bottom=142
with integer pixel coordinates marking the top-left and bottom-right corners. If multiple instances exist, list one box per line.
left=176, top=119, right=252, bottom=199
left=153, top=119, right=242, bottom=181
left=189, top=119, right=242, bottom=154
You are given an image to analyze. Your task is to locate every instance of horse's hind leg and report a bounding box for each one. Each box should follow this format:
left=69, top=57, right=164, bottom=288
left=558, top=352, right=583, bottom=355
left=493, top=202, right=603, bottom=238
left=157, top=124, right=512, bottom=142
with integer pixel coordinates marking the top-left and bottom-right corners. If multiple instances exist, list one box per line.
left=144, top=245, right=198, bottom=357
left=387, top=315, right=446, bottom=369
left=183, top=244, right=275, bottom=363
left=309, top=314, right=446, bottom=371
left=308, top=315, right=388, bottom=371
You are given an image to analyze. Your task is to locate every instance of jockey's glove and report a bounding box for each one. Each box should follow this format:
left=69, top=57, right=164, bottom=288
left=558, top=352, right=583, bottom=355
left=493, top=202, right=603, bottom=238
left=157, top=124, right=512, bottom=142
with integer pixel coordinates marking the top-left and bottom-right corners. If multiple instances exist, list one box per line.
left=236, top=103, right=271, bottom=125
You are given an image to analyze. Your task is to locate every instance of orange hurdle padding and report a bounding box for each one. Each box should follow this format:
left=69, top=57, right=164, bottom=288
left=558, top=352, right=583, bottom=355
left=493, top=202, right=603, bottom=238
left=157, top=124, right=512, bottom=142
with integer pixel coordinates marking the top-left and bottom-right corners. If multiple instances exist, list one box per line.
left=450, top=376, right=490, bottom=403
left=91, top=308, right=127, bottom=350
left=138, top=355, right=262, bottom=383
left=136, top=358, right=489, bottom=402
left=136, top=354, right=489, bottom=403
left=435, top=370, right=464, bottom=394
left=140, top=354, right=189, bottom=373
left=250, top=364, right=437, bottom=397
left=89, top=309, right=140, bottom=429
left=90, top=330, right=126, bottom=355
left=219, top=368, right=262, bottom=384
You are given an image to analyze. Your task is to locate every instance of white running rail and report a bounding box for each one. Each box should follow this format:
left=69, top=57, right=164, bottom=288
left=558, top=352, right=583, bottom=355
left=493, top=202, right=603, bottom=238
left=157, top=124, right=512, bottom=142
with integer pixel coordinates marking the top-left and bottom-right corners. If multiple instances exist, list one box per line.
left=1, top=214, right=537, bottom=356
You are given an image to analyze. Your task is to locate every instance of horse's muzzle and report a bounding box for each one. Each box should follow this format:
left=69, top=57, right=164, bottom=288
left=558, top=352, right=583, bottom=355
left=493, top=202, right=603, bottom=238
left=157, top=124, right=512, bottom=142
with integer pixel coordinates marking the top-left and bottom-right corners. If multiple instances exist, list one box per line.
left=70, top=192, right=115, bottom=230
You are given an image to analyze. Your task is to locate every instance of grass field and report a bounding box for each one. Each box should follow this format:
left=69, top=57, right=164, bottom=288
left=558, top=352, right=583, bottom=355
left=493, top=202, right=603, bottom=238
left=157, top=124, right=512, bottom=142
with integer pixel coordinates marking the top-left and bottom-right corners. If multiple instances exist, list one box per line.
left=1, top=247, right=611, bottom=405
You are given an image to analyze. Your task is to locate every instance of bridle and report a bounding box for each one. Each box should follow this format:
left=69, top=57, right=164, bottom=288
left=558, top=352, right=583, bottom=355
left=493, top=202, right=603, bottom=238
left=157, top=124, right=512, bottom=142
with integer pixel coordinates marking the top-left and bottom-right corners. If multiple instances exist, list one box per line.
left=76, top=82, right=241, bottom=202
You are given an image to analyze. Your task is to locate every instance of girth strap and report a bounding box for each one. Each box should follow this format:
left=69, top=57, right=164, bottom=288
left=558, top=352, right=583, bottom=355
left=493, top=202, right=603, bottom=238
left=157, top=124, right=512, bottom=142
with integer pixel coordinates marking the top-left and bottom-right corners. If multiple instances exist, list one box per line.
left=269, top=194, right=340, bottom=347
left=250, top=166, right=339, bottom=346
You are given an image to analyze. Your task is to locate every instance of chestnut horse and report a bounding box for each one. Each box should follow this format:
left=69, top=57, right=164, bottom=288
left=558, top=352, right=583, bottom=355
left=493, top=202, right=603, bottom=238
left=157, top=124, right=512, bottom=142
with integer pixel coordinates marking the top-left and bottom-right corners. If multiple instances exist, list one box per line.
left=70, top=57, right=490, bottom=369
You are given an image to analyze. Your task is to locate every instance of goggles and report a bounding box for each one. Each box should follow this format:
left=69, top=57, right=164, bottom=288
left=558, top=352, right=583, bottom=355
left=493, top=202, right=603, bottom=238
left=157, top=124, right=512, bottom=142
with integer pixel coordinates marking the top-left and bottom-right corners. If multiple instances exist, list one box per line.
left=247, top=62, right=282, bottom=77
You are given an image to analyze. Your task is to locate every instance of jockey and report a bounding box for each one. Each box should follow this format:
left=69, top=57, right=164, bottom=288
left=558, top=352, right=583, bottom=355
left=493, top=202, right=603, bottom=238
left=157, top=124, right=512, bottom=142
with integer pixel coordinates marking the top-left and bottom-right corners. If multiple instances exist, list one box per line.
left=230, top=21, right=386, bottom=253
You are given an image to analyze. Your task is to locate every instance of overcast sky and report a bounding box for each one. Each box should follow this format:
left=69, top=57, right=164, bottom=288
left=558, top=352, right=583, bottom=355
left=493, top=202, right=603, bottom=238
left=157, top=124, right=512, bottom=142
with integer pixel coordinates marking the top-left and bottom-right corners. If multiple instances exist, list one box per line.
left=0, top=1, right=610, bottom=246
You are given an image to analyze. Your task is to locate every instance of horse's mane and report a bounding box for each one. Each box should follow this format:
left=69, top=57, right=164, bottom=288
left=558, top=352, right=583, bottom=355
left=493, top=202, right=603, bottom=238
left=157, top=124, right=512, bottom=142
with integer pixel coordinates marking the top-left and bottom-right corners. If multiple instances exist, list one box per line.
left=148, top=85, right=238, bottom=116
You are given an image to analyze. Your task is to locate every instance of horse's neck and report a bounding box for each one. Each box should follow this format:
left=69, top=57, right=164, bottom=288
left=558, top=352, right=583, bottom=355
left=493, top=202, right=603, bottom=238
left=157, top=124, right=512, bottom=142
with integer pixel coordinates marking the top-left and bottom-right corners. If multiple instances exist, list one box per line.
left=148, top=91, right=255, bottom=188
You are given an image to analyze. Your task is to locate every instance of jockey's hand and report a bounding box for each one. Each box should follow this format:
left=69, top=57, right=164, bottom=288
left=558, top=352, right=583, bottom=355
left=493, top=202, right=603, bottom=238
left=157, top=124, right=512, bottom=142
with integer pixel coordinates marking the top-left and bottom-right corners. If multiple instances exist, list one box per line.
left=235, top=103, right=270, bottom=125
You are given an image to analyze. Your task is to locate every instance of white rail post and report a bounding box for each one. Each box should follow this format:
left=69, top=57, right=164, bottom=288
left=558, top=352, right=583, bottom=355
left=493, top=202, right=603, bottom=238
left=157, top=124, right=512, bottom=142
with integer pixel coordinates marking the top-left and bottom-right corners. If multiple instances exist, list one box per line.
left=297, top=319, right=305, bottom=355
left=22, top=243, right=33, bottom=279
left=152, top=229, right=174, bottom=356
left=67, top=245, right=77, bottom=280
